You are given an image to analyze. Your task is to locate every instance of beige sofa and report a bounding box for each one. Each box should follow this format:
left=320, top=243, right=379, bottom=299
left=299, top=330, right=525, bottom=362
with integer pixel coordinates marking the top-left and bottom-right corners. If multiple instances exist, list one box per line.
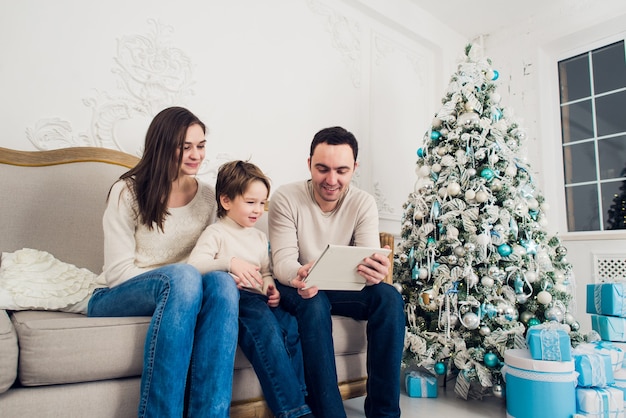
left=0, top=146, right=394, bottom=418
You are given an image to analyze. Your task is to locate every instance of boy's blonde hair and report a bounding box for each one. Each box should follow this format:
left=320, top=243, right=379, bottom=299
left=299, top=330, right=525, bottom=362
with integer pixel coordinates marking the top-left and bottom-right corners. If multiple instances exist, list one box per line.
left=215, top=160, right=270, bottom=218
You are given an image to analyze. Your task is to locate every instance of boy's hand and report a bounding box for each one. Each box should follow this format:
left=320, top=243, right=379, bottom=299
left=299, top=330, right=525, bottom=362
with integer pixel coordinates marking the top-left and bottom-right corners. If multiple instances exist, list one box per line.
left=266, top=285, right=280, bottom=307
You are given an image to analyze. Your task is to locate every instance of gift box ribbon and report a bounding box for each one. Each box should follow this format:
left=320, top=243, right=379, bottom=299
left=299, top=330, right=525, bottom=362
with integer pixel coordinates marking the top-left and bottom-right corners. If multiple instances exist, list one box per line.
left=407, top=371, right=436, bottom=395
left=539, top=323, right=564, bottom=361
left=578, top=387, right=622, bottom=418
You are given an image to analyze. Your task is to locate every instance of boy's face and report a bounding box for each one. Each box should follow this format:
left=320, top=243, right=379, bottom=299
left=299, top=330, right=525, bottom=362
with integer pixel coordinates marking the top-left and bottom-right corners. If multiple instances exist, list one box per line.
left=308, top=142, right=357, bottom=212
left=220, top=180, right=268, bottom=228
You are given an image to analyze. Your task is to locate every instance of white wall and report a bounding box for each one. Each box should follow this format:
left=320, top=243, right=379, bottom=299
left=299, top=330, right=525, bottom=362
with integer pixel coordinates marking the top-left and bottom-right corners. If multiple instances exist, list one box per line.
left=481, top=0, right=626, bottom=332
left=3, top=0, right=625, bottom=331
left=0, top=0, right=464, bottom=236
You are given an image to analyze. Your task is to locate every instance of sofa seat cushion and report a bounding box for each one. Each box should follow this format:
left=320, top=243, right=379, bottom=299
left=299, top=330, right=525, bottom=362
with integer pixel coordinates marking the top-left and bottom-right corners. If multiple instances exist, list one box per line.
left=0, top=310, right=18, bottom=393
left=13, top=310, right=367, bottom=389
left=11, top=311, right=149, bottom=386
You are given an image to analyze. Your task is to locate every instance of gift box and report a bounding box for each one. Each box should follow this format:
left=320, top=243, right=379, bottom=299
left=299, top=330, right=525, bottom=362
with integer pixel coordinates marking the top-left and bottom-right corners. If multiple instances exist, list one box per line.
left=404, top=371, right=437, bottom=398
left=592, top=315, right=626, bottom=342
left=611, top=342, right=626, bottom=367
left=573, top=351, right=615, bottom=387
left=613, top=368, right=626, bottom=401
left=527, top=322, right=572, bottom=361
left=576, top=341, right=625, bottom=372
left=587, top=283, right=626, bottom=317
left=576, top=386, right=624, bottom=417
left=503, top=348, right=577, bottom=418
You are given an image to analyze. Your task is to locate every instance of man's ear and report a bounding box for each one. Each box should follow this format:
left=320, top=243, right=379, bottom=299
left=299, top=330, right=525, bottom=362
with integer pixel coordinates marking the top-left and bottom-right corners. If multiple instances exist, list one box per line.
left=220, top=195, right=231, bottom=211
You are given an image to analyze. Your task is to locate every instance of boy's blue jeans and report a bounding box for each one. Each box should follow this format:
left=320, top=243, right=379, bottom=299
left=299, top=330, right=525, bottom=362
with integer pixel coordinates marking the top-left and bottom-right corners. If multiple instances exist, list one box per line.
left=238, top=290, right=311, bottom=418
left=88, top=265, right=239, bottom=418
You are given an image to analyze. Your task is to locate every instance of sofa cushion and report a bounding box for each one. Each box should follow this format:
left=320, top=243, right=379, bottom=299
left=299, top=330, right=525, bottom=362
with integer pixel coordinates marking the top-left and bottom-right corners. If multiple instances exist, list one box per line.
left=11, top=311, right=149, bottom=386
left=0, top=310, right=18, bottom=393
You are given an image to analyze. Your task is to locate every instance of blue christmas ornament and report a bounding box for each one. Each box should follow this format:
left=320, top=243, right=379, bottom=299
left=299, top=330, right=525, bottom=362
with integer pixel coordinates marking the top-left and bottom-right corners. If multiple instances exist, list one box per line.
left=430, top=130, right=441, bottom=141
left=497, top=244, right=512, bottom=257
left=427, top=237, right=436, bottom=246
left=521, top=239, right=538, bottom=255
left=484, top=353, right=499, bottom=368
left=529, top=209, right=539, bottom=220
left=434, top=362, right=447, bottom=375
left=491, top=70, right=499, bottom=80
left=417, top=148, right=424, bottom=158
left=480, top=167, right=495, bottom=181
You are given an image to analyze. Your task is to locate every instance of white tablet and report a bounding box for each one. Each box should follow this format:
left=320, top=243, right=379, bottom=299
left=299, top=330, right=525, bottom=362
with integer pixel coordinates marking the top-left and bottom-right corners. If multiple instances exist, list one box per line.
left=303, top=244, right=392, bottom=291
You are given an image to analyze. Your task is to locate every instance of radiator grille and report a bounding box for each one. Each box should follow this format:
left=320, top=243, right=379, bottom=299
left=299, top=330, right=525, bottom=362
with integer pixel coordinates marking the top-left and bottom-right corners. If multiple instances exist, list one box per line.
left=594, top=254, right=626, bottom=282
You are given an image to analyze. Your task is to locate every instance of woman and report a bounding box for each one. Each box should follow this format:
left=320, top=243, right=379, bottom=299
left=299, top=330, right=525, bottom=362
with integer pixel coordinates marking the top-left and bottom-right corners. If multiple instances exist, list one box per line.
left=88, top=107, right=239, bottom=417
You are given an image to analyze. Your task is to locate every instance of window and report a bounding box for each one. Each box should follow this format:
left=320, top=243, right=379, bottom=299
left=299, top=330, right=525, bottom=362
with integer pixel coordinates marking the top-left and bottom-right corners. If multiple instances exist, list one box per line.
left=559, top=40, right=626, bottom=232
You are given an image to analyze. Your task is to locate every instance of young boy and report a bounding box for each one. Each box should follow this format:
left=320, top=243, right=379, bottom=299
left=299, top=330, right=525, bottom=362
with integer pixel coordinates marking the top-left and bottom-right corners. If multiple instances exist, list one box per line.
left=188, top=160, right=312, bottom=418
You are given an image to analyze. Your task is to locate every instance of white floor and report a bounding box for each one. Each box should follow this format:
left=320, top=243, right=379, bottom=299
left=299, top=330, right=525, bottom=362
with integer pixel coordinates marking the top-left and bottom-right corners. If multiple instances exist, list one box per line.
left=343, top=388, right=507, bottom=417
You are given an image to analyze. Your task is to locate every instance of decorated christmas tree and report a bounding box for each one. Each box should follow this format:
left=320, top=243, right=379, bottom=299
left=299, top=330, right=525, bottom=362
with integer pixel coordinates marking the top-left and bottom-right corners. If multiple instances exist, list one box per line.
left=394, top=44, right=584, bottom=399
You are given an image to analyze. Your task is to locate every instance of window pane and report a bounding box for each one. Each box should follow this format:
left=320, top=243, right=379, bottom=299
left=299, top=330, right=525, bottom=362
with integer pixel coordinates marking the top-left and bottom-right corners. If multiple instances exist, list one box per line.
left=603, top=180, right=626, bottom=230
left=565, top=184, right=600, bottom=231
left=593, top=41, right=626, bottom=94
left=596, top=91, right=626, bottom=137
left=561, top=100, right=594, bottom=143
left=559, top=53, right=591, bottom=102
left=598, top=135, right=626, bottom=180
left=563, top=142, right=597, bottom=184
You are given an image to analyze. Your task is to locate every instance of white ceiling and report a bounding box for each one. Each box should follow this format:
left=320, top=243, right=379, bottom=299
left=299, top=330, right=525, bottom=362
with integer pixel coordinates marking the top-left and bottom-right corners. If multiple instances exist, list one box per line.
left=409, top=0, right=551, bottom=39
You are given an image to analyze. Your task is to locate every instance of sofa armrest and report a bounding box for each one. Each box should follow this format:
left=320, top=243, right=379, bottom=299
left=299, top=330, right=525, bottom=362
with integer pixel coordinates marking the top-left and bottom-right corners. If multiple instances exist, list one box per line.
left=379, top=232, right=394, bottom=284
left=0, top=309, right=18, bottom=393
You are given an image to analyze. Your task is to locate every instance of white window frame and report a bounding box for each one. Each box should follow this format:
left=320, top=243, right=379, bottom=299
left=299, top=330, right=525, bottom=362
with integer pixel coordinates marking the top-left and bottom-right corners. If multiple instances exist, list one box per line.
left=538, top=30, right=626, bottom=241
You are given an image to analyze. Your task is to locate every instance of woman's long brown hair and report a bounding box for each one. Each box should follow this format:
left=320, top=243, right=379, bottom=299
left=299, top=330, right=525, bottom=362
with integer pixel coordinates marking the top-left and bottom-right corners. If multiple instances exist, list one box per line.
left=117, top=106, right=206, bottom=231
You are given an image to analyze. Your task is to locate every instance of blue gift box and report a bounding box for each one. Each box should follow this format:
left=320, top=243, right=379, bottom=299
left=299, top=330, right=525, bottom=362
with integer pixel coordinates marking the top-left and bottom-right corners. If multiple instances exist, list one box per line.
left=573, top=351, right=615, bottom=387
left=503, top=349, right=577, bottom=418
left=576, top=386, right=624, bottom=417
left=587, top=283, right=626, bottom=317
left=591, top=315, right=626, bottom=342
left=613, top=368, right=626, bottom=401
left=527, top=323, right=572, bottom=361
left=577, top=341, right=625, bottom=372
left=405, top=371, right=437, bottom=398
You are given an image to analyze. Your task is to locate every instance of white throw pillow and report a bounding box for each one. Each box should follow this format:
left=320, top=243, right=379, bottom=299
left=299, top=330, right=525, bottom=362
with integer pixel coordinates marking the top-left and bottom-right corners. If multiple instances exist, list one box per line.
left=0, top=248, right=101, bottom=314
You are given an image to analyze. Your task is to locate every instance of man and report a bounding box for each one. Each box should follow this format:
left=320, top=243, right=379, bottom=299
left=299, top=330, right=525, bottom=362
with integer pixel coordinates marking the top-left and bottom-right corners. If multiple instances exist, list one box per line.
left=268, top=126, right=404, bottom=418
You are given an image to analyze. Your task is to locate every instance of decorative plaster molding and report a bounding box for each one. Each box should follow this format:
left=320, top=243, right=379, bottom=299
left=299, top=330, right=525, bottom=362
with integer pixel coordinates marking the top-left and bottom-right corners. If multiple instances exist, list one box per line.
left=374, top=181, right=394, bottom=217
left=26, top=19, right=195, bottom=155
left=306, top=0, right=362, bottom=88
left=373, top=32, right=425, bottom=82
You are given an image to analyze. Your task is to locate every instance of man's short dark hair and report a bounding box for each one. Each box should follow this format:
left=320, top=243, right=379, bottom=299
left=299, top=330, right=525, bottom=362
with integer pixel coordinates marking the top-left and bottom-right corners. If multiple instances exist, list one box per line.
left=309, top=126, right=358, bottom=161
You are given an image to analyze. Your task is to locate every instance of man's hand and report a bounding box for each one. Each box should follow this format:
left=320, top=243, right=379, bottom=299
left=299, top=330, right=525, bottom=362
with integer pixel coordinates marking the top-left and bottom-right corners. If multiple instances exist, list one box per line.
left=266, top=285, right=280, bottom=307
left=230, top=257, right=264, bottom=290
left=356, top=245, right=391, bottom=285
left=290, top=261, right=318, bottom=299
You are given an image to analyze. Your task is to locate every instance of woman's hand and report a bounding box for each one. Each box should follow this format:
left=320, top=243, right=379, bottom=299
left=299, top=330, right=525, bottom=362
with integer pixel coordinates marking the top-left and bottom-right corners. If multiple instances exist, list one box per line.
left=229, top=257, right=264, bottom=290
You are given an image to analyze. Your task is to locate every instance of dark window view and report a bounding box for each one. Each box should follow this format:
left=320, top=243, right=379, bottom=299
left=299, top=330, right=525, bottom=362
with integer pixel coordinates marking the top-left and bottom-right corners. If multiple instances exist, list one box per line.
left=559, top=40, right=626, bottom=231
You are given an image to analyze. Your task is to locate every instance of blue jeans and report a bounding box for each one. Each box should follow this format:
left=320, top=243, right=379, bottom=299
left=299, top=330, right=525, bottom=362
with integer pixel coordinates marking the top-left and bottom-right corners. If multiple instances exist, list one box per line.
left=238, top=290, right=311, bottom=418
left=88, top=265, right=239, bottom=418
left=277, top=282, right=404, bottom=418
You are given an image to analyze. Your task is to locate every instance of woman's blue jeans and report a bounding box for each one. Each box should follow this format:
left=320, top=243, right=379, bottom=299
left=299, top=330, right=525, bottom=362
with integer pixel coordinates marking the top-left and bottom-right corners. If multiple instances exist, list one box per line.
left=88, top=265, right=239, bottom=418
left=238, top=290, right=311, bottom=418
left=277, top=282, right=404, bottom=418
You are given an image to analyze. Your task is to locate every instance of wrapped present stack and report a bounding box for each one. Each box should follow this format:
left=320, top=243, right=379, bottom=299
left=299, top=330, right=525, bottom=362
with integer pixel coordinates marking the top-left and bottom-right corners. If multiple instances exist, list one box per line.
left=586, top=282, right=626, bottom=383
left=503, top=323, right=577, bottom=418
left=572, top=341, right=624, bottom=417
